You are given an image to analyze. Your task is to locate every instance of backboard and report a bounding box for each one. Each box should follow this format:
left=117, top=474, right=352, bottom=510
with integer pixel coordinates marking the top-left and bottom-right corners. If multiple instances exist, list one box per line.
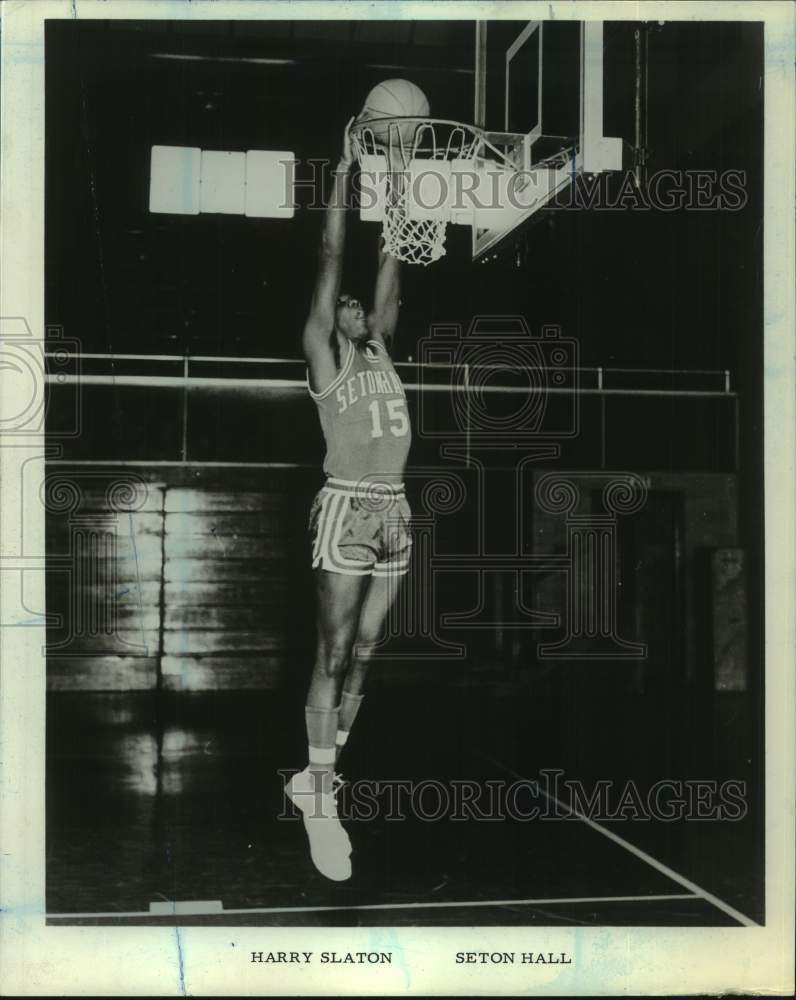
left=471, top=19, right=631, bottom=260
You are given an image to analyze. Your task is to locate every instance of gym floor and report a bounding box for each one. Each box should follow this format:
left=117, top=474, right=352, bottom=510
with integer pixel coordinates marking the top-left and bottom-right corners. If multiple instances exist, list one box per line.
left=46, top=675, right=762, bottom=927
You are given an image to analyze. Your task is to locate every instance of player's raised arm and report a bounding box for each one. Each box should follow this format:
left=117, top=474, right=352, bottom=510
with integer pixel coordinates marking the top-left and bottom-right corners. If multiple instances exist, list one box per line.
left=302, top=118, right=354, bottom=392
left=368, top=242, right=401, bottom=352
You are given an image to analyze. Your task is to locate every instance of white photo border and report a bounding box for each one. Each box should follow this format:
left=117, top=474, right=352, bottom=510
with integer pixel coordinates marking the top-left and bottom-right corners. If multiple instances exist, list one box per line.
left=0, top=1, right=793, bottom=995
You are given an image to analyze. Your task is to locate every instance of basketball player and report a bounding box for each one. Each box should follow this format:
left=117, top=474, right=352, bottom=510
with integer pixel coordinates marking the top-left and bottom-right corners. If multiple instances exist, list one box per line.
left=285, top=119, right=412, bottom=881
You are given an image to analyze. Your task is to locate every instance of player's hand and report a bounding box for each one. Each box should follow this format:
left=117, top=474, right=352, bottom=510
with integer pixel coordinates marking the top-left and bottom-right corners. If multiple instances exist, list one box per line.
left=340, top=116, right=355, bottom=168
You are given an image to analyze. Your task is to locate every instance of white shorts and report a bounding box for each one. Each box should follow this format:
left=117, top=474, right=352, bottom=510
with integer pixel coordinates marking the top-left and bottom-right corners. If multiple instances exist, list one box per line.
left=308, top=478, right=412, bottom=578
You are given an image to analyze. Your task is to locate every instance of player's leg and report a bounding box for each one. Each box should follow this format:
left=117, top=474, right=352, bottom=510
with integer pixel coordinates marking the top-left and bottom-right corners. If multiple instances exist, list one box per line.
left=302, top=487, right=374, bottom=775
left=302, top=567, right=369, bottom=779
left=349, top=570, right=403, bottom=694
left=336, top=495, right=412, bottom=760
left=308, top=567, right=370, bottom=708
left=286, top=568, right=369, bottom=882
left=335, top=569, right=405, bottom=761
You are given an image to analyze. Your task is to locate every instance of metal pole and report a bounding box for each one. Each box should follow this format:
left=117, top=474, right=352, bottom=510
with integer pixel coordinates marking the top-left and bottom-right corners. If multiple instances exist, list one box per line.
left=474, top=23, right=487, bottom=130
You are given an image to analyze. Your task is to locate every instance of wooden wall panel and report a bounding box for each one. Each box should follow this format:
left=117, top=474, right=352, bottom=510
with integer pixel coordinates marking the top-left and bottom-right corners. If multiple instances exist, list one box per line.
left=46, top=469, right=299, bottom=690
left=163, top=557, right=271, bottom=583
left=165, top=490, right=287, bottom=513
left=46, top=463, right=740, bottom=693
left=161, top=655, right=285, bottom=690
left=164, top=513, right=277, bottom=535
left=112, top=535, right=164, bottom=565
left=164, top=607, right=279, bottom=630
left=113, top=607, right=162, bottom=630
left=54, top=630, right=161, bottom=654
left=47, top=656, right=159, bottom=691
left=528, top=470, right=739, bottom=691
left=163, top=581, right=280, bottom=605
left=162, top=630, right=283, bottom=655
left=102, top=560, right=165, bottom=584
left=113, top=512, right=163, bottom=535
left=163, top=535, right=282, bottom=560
left=61, top=485, right=165, bottom=514
left=114, top=580, right=162, bottom=606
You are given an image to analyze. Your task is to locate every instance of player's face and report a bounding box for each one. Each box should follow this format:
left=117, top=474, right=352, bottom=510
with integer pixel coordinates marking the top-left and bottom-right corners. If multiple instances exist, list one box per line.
left=336, top=295, right=369, bottom=341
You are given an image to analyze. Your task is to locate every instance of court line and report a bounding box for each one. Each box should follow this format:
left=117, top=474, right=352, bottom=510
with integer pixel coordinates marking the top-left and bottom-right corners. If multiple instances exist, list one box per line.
left=476, top=753, right=758, bottom=928
left=46, top=892, right=700, bottom=920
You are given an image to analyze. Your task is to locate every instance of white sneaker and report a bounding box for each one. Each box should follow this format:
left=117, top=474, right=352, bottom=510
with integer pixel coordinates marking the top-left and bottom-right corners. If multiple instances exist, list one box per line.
left=285, top=767, right=352, bottom=882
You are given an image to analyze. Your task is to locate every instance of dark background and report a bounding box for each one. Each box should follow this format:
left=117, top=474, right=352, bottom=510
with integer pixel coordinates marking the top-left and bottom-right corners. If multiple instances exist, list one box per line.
left=44, top=19, right=765, bottom=924
left=44, top=14, right=765, bottom=680
left=45, top=18, right=762, bottom=368
left=44, top=17, right=764, bottom=503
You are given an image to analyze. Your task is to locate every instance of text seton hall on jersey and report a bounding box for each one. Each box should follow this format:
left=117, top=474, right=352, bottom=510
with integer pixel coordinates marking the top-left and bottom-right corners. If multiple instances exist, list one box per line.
left=335, top=368, right=406, bottom=414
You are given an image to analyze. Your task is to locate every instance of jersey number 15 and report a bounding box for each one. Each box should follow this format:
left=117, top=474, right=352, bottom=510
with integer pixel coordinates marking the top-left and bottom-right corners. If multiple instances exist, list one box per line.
left=368, top=398, right=409, bottom=439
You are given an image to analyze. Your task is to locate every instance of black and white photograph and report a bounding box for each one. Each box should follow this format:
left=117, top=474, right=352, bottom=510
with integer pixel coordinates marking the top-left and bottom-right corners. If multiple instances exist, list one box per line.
left=0, top=1, right=793, bottom=995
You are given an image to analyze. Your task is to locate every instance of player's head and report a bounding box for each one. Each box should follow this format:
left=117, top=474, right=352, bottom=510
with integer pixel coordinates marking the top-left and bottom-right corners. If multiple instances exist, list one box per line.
left=335, top=293, right=369, bottom=341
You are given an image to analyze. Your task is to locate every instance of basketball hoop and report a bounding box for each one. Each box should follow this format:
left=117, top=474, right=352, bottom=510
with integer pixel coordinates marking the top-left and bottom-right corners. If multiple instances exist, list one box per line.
left=350, top=117, right=503, bottom=266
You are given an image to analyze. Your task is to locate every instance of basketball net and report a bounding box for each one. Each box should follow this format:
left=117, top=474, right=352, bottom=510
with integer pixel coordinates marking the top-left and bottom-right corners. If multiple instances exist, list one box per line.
left=350, top=118, right=482, bottom=266
left=382, top=168, right=447, bottom=266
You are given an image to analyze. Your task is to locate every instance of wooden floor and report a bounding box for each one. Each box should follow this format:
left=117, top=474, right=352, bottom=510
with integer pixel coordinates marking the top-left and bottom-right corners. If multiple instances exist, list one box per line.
left=46, top=682, right=763, bottom=926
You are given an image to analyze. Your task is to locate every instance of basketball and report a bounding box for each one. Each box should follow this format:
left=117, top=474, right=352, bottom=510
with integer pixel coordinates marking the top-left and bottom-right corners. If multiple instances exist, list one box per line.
left=359, top=78, right=430, bottom=145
